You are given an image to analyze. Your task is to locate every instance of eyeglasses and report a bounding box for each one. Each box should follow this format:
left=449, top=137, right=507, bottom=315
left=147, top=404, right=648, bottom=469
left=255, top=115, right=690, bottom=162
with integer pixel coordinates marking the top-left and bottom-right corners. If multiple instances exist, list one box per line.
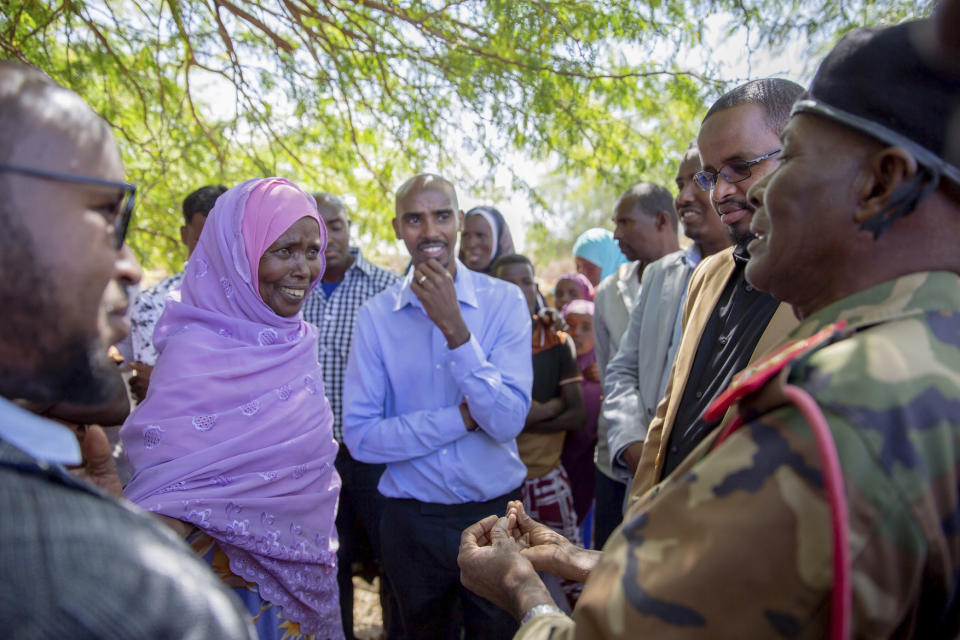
left=693, top=149, right=781, bottom=191
left=0, top=163, right=136, bottom=249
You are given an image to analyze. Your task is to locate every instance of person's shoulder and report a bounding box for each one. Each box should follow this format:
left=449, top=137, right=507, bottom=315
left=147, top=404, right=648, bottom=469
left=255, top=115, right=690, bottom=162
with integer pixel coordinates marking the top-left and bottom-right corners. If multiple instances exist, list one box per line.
left=134, top=271, right=183, bottom=310
left=151, top=271, right=185, bottom=295
left=595, top=271, right=619, bottom=298
left=0, top=463, right=254, bottom=637
left=353, top=251, right=401, bottom=286
left=684, top=246, right=735, bottom=296
left=798, top=311, right=958, bottom=399
left=471, top=269, right=526, bottom=303
left=712, top=308, right=960, bottom=433
left=645, top=249, right=688, bottom=277
left=358, top=280, right=403, bottom=314
left=692, top=246, right=735, bottom=278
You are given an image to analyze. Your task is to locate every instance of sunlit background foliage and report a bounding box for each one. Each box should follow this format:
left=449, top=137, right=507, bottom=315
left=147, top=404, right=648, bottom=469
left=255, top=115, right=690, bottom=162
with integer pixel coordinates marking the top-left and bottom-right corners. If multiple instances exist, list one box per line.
left=1, top=0, right=935, bottom=275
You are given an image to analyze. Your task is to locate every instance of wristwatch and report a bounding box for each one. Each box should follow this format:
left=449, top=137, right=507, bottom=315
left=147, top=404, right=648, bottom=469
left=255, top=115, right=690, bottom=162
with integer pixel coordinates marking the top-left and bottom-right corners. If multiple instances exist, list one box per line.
left=519, top=604, right=567, bottom=626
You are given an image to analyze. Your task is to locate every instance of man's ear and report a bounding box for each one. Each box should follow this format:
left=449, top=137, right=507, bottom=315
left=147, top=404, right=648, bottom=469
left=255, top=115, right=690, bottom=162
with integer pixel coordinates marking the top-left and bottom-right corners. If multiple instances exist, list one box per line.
left=656, top=210, right=670, bottom=231
left=179, top=225, right=188, bottom=246
left=458, top=209, right=465, bottom=232
left=391, top=216, right=400, bottom=239
left=853, top=146, right=919, bottom=225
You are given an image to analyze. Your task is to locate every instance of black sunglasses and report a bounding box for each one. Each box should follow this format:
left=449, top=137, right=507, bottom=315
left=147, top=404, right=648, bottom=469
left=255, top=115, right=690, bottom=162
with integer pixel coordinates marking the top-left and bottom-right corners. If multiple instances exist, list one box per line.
left=0, top=163, right=136, bottom=249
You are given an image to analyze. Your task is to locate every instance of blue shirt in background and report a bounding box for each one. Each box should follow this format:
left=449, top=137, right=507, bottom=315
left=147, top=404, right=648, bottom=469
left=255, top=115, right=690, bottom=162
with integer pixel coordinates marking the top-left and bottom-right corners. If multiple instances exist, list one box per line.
left=343, top=260, right=532, bottom=504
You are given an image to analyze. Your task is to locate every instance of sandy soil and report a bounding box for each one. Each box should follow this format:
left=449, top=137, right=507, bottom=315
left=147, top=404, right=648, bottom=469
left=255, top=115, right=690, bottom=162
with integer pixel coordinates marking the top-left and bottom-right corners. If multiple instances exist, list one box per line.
left=353, top=576, right=384, bottom=639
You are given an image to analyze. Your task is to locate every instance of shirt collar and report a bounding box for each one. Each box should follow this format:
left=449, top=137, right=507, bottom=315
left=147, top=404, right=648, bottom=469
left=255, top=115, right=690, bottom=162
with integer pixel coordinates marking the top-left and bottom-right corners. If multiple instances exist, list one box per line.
left=790, top=271, right=960, bottom=341
left=394, top=259, right=479, bottom=311
left=619, top=260, right=642, bottom=284
left=0, top=396, right=82, bottom=465
left=346, top=247, right=378, bottom=279
left=683, top=243, right=702, bottom=267
left=732, top=242, right=751, bottom=266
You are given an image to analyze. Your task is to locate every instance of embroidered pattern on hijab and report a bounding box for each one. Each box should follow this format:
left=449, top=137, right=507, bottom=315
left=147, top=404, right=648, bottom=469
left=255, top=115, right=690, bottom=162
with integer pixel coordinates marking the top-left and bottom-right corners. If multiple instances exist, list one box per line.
left=121, top=177, right=343, bottom=638
left=572, top=228, right=628, bottom=282
left=460, top=205, right=515, bottom=272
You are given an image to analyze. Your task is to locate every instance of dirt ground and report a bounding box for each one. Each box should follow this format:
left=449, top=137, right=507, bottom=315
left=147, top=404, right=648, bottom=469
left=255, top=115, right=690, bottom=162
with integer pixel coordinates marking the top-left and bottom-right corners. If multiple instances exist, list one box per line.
left=353, top=576, right=384, bottom=639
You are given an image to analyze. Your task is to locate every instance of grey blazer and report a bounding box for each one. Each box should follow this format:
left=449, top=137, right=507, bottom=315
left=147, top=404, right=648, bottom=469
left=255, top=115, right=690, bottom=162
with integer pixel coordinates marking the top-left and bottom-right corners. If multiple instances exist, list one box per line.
left=602, top=249, right=695, bottom=481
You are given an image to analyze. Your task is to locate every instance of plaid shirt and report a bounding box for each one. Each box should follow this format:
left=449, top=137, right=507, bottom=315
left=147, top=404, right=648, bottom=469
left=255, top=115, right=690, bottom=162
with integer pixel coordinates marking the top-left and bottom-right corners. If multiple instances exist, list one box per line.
left=302, top=248, right=400, bottom=442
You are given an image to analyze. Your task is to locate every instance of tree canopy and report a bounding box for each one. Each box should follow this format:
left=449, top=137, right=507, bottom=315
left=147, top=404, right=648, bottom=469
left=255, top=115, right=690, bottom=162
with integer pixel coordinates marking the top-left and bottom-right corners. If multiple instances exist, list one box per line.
left=1, top=0, right=934, bottom=272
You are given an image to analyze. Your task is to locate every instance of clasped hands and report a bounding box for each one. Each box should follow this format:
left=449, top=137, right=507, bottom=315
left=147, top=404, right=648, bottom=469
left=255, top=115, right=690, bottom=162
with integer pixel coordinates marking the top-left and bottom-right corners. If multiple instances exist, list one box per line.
left=457, top=500, right=601, bottom=620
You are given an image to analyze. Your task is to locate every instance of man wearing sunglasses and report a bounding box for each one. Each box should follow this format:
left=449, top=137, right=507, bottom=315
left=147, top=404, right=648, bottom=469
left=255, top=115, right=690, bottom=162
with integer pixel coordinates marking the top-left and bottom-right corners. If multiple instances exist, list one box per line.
left=0, top=62, right=253, bottom=637
left=626, top=78, right=804, bottom=501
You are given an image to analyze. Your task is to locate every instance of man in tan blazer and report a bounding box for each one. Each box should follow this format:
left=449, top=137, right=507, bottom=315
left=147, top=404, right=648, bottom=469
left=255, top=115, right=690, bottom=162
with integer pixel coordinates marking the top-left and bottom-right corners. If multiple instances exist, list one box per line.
left=629, top=78, right=804, bottom=501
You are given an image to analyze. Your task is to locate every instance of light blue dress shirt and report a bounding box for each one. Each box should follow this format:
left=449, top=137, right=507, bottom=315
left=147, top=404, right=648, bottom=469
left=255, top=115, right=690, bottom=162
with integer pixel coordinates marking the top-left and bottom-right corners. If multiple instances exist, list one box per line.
left=343, top=261, right=533, bottom=504
left=0, top=396, right=81, bottom=465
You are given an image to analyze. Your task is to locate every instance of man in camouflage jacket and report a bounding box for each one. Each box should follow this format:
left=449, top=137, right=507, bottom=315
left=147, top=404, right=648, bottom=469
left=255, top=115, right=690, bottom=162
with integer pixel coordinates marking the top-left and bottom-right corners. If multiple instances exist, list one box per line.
left=458, top=18, right=960, bottom=639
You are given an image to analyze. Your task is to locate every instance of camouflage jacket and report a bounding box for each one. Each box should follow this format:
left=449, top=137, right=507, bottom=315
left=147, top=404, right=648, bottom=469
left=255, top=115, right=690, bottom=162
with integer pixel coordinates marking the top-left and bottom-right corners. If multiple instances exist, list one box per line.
left=516, top=271, right=960, bottom=639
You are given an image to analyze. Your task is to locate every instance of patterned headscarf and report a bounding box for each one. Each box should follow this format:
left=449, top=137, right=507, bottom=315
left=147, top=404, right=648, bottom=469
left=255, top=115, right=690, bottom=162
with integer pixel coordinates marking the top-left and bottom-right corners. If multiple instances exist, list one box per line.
left=121, top=178, right=343, bottom=637
left=459, top=205, right=515, bottom=273
left=572, top=228, right=628, bottom=282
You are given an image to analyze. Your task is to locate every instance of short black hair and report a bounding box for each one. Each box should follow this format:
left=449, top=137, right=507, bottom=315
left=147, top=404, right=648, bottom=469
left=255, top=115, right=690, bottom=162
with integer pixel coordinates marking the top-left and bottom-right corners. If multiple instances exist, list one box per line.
left=703, top=78, right=805, bottom=136
left=489, top=253, right=533, bottom=278
left=615, top=181, right=678, bottom=230
left=182, top=185, right=227, bottom=225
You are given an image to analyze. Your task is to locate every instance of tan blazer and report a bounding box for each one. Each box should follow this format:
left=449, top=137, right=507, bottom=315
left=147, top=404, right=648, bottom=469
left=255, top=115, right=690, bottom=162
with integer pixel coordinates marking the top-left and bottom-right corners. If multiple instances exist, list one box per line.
left=628, top=246, right=798, bottom=501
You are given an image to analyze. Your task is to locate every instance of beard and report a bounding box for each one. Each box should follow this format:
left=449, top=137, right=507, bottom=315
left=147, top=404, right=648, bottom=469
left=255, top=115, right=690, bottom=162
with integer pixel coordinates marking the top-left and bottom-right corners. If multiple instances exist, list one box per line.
left=728, top=224, right=756, bottom=251
left=0, top=204, right=117, bottom=407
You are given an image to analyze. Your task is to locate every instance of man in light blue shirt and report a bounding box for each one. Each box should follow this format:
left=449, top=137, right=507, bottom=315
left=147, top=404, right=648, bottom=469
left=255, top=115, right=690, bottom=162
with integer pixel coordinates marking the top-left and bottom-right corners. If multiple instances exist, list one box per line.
left=344, top=173, right=532, bottom=639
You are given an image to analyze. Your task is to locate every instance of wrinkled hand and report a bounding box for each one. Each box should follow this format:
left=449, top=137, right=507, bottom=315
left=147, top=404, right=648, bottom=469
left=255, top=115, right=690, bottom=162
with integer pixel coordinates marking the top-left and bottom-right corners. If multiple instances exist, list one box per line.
left=128, top=362, right=153, bottom=404
left=458, top=514, right=555, bottom=620
left=412, top=259, right=470, bottom=348
left=69, top=425, right=124, bottom=498
left=507, top=500, right=600, bottom=583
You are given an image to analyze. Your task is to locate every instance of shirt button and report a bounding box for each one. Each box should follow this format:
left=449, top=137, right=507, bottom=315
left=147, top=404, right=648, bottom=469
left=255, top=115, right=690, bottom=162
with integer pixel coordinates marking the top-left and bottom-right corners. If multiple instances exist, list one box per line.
left=745, top=284, right=754, bottom=292
left=436, top=364, right=442, bottom=370
left=671, top=446, right=679, bottom=453
left=695, top=391, right=702, bottom=399
left=718, top=336, right=728, bottom=345
left=450, top=360, right=456, bottom=366
left=441, top=449, right=448, bottom=455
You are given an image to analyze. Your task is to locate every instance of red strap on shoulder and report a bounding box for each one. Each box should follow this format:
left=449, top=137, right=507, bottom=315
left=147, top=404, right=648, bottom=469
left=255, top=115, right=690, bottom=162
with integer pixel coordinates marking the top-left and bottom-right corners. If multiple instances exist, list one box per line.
left=704, top=320, right=848, bottom=424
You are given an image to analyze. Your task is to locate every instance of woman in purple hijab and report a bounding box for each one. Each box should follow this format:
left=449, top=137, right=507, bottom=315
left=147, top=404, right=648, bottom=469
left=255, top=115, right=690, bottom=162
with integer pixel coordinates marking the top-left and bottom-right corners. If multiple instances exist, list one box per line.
left=121, top=178, right=343, bottom=639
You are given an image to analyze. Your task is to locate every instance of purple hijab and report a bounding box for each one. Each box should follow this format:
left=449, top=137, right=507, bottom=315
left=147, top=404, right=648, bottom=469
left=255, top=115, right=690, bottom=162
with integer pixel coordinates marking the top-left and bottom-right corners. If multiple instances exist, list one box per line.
left=556, top=272, right=596, bottom=302
left=121, top=178, right=343, bottom=637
